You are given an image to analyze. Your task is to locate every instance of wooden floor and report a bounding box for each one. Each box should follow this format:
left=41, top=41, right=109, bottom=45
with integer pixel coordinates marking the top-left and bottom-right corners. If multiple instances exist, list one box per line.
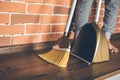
left=0, top=34, right=120, bottom=80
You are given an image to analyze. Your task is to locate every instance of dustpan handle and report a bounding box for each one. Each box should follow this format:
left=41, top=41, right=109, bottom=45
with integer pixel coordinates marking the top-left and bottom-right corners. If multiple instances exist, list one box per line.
left=64, top=0, right=77, bottom=36
left=95, top=0, right=102, bottom=23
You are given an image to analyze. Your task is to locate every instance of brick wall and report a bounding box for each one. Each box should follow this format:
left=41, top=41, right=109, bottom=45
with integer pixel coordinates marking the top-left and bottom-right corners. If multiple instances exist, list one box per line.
left=0, top=0, right=120, bottom=47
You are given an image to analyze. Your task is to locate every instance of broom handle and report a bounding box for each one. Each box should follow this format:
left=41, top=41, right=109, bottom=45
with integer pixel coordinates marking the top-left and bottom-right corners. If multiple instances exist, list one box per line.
left=64, top=0, right=77, bottom=36
left=95, top=0, right=102, bottom=23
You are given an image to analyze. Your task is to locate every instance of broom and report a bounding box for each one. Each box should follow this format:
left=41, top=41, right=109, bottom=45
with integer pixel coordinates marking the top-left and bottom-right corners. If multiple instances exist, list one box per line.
left=56, top=0, right=77, bottom=48
left=38, top=0, right=77, bottom=67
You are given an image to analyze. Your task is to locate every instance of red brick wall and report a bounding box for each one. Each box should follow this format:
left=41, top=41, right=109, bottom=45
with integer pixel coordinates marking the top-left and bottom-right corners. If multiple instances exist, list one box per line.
left=0, top=0, right=120, bottom=47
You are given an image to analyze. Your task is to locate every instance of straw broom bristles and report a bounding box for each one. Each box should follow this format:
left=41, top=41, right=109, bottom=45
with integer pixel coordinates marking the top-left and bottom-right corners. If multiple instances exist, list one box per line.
left=38, top=45, right=70, bottom=67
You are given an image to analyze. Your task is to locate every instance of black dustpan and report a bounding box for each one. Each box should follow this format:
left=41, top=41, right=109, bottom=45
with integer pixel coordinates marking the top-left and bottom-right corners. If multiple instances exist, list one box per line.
left=71, top=0, right=109, bottom=65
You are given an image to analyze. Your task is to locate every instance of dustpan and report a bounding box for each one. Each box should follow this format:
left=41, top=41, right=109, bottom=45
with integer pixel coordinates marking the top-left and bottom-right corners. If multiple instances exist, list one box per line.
left=38, top=0, right=77, bottom=67
left=71, top=0, right=109, bottom=65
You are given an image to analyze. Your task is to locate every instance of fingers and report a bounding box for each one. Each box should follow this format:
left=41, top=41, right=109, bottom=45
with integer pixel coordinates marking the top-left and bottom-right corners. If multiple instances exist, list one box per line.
left=109, top=47, right=119, bottom=54
left=107, top=41, right=119, bottom=54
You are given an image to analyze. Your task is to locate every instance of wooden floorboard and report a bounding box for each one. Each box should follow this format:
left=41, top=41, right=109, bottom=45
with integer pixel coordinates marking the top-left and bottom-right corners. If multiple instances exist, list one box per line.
left=0, top=35, right=120, bottom=80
